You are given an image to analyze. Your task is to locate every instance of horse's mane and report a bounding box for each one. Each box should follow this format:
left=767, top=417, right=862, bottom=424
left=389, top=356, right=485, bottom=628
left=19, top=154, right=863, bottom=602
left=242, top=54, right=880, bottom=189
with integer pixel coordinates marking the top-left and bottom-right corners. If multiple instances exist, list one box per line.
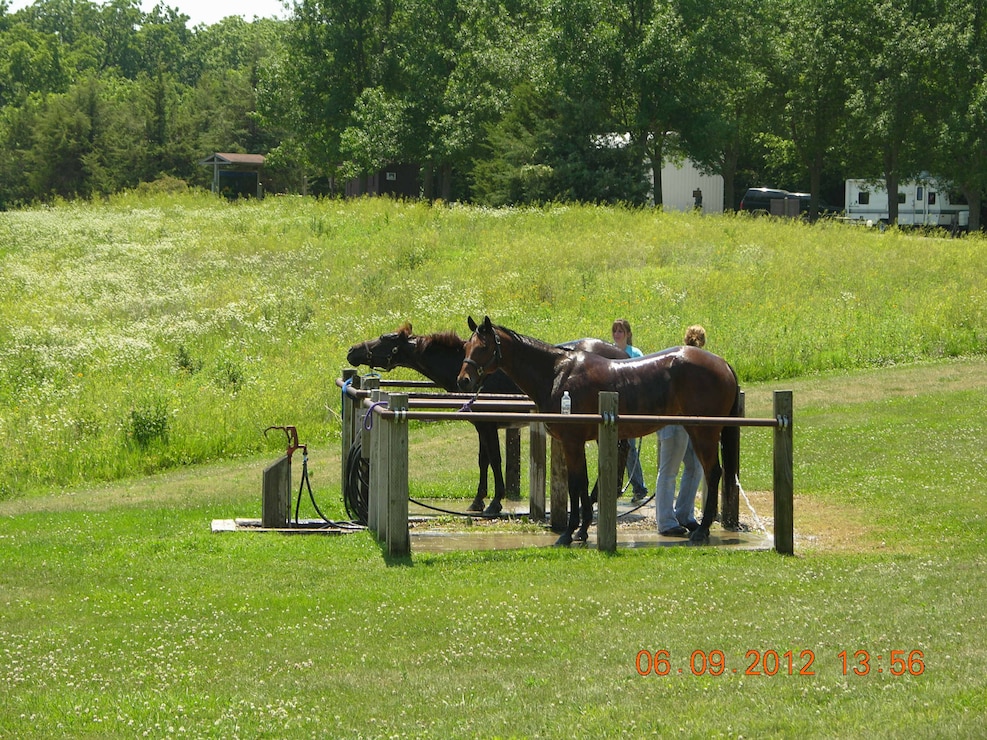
left=392, top=322, right=462, bottom=349
left=495, top=323, right=559, bottom=353
left=417, top=330, right=464, bottom=354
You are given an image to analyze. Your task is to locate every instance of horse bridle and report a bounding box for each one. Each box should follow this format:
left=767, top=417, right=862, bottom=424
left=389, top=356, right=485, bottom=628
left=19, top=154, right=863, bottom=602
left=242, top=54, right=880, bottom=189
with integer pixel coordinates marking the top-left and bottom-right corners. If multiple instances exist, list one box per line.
left=364, top=334, right=401, bottom=371
left=462, top=326, right=502, bottom=383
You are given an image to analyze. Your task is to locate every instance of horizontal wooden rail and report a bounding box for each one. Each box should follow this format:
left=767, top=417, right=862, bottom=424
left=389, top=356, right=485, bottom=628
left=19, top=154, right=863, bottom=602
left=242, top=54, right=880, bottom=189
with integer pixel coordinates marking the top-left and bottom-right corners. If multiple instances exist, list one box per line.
left=397, top=398, right=536, bottom=411
left=341, top=380, right=784, bottom=428
left=363, top=401, right=782, bottom=429
left=338, top=380, right=535, bottom=404
left=377, top=379, right=439, bottom=388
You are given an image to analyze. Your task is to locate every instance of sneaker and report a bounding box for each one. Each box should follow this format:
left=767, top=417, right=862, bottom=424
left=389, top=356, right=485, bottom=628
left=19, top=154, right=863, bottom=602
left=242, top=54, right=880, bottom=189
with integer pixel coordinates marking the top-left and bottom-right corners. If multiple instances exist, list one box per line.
left=630, top=491, right=648, bottom=504
left=682, top=520, right=700, bottom=532
left=660, top=525, right=688, bottom=537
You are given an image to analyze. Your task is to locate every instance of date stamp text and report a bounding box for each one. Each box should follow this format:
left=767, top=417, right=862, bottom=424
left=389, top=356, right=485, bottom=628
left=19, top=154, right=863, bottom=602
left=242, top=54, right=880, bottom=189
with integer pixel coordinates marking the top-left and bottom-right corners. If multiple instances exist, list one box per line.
left=635, top=649, right=926, bottom=677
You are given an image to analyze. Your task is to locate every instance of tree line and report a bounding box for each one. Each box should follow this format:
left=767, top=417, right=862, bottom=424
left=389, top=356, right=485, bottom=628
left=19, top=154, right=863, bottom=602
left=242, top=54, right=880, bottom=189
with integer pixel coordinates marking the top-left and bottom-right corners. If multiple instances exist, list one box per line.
left=2, top=0, right=985, bottom=229
left=0, top=0, right=287, bottom=205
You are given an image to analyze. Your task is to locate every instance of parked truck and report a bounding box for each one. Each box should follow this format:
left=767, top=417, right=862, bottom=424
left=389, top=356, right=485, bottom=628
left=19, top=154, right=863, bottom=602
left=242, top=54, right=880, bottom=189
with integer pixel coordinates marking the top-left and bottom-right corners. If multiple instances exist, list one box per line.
left=845, top=178, right=969, bottom=230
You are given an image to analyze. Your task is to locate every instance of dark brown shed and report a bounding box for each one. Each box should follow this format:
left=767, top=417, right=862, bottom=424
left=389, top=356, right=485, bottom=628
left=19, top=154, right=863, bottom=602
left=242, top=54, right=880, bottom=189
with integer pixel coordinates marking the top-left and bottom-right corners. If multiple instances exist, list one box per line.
left=200, top=153, right=266, bottom=198
left=345, top=163, right=420, bottom=198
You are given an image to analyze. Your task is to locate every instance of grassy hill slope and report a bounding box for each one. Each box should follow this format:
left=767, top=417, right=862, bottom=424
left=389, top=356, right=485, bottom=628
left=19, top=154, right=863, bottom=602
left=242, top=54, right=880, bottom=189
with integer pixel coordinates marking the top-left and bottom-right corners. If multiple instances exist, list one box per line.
left=2, top=193, right=984, bottom=498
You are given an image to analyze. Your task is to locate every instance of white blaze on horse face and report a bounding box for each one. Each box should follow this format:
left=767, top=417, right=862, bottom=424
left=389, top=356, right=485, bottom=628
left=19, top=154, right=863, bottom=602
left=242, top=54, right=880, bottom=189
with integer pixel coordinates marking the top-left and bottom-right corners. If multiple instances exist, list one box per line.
left=458, top=339, right=479, bottom=390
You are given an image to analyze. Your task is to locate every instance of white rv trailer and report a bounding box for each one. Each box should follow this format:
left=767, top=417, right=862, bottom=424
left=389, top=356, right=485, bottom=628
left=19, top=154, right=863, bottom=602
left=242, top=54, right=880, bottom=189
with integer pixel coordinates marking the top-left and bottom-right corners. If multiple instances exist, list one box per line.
left=845, top=178, right=969, bottom=229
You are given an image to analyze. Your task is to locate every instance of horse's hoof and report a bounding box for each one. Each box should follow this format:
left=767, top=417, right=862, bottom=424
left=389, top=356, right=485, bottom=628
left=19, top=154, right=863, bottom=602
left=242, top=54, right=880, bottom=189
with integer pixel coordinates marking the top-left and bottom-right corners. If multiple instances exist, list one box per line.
left=483, top=500, right=503, bottom=516
left=689, top=529, right=710, bottom=545
left=467, top=496, right=485, bottom=513
left=573, top=530, right=588, bottom=543
left=554, top=533, right=573, bottom=547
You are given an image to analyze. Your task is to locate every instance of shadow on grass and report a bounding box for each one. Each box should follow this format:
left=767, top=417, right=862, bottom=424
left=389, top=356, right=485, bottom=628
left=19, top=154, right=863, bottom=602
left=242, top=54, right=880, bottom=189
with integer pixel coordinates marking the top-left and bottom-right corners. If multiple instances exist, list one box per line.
left=374, top=533, right=414, bottom=567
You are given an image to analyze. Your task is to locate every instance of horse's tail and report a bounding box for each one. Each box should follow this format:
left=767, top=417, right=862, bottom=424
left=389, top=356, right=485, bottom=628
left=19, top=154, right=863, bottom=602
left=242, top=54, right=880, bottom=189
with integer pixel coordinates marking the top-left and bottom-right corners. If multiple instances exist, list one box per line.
left=720, top=380, right=742, bottom=526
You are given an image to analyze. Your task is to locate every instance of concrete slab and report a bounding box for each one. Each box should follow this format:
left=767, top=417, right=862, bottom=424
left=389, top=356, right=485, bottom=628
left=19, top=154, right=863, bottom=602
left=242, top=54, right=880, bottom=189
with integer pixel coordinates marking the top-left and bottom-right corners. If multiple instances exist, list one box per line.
left=211, top=518, right=365, bottom=534
left=410, top=528, right=773, bottom=553
left=406, top=496, right=775, bottom=553
left=215, top=494, right=775, bottom=553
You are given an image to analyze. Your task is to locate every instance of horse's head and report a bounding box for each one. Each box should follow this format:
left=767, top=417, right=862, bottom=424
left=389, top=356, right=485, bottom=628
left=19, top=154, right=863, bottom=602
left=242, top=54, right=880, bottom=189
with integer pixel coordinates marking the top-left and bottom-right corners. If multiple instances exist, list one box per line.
left=457, top=316, right=501, bottom=391
left=346, top=322, right=415, bottom=371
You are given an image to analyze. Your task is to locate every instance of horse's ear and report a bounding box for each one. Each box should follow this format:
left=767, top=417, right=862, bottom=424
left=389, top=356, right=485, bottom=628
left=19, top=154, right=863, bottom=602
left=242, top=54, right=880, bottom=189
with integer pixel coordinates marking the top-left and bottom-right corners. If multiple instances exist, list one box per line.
left=467, top=316, right=477, bottom=332
left=482, top=316, right=493, bottom=332
left=398, top=321, right=412, bottom=335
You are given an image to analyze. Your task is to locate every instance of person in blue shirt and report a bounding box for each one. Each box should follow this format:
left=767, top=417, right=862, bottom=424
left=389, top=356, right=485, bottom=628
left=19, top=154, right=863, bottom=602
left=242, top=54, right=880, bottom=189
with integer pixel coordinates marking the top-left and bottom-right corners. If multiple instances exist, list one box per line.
left=611, top=319, right=649, bottom=503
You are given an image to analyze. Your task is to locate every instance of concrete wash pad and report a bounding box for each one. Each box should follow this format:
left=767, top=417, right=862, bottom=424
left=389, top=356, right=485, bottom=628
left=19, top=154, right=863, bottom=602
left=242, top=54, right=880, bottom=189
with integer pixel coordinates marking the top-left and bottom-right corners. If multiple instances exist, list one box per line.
left=406, top=492, right=774, bottom=553
left=213, top=490, right=774, bottom=553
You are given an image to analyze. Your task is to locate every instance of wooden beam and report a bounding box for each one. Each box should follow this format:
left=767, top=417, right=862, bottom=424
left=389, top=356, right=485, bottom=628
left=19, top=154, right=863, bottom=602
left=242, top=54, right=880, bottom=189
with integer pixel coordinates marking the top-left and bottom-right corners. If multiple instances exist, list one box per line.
left=773, top=391, right=794, bottom=555
left=529, top=422, right=547, bottom=523
left=596, top=392, right=619, bottom=553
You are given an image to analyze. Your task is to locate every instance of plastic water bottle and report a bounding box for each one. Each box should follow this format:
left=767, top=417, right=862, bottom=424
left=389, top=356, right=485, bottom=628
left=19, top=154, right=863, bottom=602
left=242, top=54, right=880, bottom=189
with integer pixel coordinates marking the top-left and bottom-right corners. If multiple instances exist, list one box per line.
left=561, top=390, right=572, bottom=415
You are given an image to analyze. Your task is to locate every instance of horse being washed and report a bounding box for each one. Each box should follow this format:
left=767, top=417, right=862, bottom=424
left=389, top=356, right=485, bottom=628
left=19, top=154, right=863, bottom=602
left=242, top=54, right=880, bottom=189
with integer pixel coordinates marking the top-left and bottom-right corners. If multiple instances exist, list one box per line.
left=347, top=323, right=627, bottom=515
left=457, top=316, right=741, bottom=546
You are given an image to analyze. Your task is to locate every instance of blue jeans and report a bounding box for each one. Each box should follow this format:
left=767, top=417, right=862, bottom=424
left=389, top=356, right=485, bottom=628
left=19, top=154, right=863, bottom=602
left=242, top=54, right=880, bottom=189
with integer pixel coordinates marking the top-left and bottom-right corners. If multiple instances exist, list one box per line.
left=655, top=425, right=703, bottom=531
left=625, top=437, right=648, bottom=495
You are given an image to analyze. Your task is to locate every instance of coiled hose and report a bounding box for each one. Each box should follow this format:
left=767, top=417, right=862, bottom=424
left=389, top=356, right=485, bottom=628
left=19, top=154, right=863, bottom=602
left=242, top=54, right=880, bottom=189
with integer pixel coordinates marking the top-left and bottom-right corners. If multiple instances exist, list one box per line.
left=344, top=439, right=370, bottom=525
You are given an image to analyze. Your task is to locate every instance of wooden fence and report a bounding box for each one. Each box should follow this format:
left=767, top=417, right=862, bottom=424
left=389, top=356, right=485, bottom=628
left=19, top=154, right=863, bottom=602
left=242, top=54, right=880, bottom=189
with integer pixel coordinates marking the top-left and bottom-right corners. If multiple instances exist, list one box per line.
left=338, top=369, right=793, bottom=557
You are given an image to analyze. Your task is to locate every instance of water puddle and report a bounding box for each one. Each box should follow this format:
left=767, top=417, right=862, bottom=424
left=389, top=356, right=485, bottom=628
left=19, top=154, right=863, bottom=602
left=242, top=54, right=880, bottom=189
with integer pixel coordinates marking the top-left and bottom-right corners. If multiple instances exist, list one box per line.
left=407, top=498, right=774, bottom=553
left=410, top=528, right=773, bottom=553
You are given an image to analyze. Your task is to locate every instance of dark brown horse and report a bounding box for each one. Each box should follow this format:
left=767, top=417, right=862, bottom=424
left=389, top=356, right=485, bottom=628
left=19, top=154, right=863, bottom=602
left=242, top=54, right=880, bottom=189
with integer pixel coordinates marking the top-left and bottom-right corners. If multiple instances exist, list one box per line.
left=347, top=323, right=626, bottom=515
left=457, top=316, right=741, bottom=546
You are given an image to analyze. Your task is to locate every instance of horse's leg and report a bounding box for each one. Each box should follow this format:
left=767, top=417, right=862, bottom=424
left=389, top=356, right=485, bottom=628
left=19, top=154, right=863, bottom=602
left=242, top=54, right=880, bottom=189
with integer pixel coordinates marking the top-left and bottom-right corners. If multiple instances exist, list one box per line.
left=483, top=425, right=507, bottom=516
left=617, top=438, right=630, bottom=495
left=467, top=423, right=489, bottom=512
left=720, top=419, right=741, bottom=530
left=689, top=428, right=723, bottom=545
left=555, top=441, right=588, bottom=546
left=589, top=439, right=629, bottom=506
left=618, top=438, right=630, bottom=493
left=574, top=446, right=594, bottom=543
left=577, top=480, right=594, bottom=543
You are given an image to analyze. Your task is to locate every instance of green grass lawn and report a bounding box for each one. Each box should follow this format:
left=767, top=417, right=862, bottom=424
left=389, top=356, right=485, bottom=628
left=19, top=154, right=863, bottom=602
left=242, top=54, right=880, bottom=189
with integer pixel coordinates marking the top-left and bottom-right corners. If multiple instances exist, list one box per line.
left=2, top=360, right=985, bottom=738
left=1, top=195, right=986, bottom=737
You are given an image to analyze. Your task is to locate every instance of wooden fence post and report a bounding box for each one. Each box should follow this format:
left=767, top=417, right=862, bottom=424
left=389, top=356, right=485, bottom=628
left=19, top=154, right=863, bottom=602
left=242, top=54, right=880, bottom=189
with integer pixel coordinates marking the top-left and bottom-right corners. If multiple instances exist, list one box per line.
left=597, top=392, right=619, bottom=552
left=385, top=393, right=410, bottom=557
left=354, top=374, right=376, bottom=448
left=773, top=390, right=794, bottom=555
left=366, top=385, right=383, bottom=537
left=550, top=438, right=567, bottom=532
left=506, top=427, right=522, bottom=500
left=340, top=367, right=358, bottom=489
left=529, top=422, right=547, bottom=523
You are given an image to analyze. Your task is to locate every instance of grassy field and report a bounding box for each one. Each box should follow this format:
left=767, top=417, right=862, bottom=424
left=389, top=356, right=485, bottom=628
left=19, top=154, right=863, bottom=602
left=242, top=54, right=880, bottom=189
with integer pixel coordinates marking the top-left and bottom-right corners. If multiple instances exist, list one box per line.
left=1, top=193, right=984, bottom=498
left=1, top=194, right=986, bottom=737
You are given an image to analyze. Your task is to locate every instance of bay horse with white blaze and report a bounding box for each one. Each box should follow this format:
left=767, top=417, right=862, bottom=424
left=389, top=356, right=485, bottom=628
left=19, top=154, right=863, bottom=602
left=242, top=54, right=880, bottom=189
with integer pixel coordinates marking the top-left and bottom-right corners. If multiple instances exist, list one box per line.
left=347, top=323, right=627, bottom=515
left=457, top=316, right=741, bottom=546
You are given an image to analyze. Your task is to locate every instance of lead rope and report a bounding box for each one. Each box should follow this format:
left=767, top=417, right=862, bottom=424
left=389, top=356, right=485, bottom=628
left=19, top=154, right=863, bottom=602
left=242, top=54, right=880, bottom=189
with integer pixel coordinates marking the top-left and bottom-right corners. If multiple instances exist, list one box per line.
left=458, top=383, right=483, bottom=412
left=363, top=400, right=389, bottom=430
